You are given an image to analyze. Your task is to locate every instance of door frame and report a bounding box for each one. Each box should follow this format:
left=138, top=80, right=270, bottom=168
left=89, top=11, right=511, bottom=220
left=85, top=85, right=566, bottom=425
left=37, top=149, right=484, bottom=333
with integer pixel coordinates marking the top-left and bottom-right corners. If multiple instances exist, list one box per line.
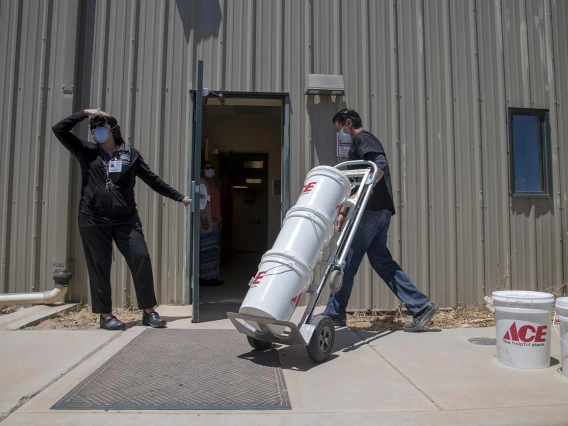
left=188, top=74, right=290, bottom=322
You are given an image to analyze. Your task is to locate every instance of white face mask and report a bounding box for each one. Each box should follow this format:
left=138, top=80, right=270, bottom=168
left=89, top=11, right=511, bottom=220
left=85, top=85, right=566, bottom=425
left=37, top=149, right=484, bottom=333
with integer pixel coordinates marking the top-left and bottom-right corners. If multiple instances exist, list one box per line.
left=204, top=169, right=215, bottom=178
left=338, top=129, right=351, bottom=144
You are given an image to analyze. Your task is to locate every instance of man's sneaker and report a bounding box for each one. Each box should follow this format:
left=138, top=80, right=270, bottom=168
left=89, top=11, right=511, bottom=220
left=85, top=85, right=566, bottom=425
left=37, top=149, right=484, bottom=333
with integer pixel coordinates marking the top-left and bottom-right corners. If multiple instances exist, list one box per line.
left=326, top=316, right=347, bottom=327
left=403, top=304, right=439, bottom=332
left=100, top=315, right=126, bottom=331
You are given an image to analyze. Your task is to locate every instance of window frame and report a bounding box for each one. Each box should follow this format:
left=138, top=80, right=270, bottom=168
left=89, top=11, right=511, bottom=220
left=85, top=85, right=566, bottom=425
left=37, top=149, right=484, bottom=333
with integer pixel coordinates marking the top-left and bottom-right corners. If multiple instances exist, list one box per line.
left=508, top=107, right=552, bottom=199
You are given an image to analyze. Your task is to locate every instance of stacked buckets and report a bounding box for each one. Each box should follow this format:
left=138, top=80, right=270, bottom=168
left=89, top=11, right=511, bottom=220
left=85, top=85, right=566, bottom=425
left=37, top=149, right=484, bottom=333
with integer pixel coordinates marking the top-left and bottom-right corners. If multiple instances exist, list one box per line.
left=493, top=290, right=568, bottom=376
left=239, top=166, right=351, bottom=332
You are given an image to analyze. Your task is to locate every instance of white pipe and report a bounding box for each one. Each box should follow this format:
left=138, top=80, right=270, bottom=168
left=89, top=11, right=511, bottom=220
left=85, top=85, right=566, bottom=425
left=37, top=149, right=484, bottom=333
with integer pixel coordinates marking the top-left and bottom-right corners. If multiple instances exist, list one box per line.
left=0, top=286, right=68, bottom=306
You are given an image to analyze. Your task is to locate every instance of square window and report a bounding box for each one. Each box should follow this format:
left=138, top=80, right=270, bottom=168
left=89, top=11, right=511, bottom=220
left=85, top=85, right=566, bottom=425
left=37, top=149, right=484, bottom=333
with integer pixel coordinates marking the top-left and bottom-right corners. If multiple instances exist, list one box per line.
left=508, top=108, right=551, bottom=198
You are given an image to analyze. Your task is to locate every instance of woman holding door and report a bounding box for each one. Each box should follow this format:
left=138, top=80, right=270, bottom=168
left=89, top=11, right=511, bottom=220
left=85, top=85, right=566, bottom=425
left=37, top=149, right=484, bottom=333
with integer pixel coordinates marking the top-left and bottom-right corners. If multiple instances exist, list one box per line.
left=52, top=108, right=191, bottom=330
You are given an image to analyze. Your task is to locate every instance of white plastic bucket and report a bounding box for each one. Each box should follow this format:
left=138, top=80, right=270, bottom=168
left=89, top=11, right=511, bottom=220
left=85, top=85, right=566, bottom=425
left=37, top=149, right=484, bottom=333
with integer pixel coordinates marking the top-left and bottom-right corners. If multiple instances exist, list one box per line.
left=240, top=251, right=313, bottom=334
left=555, top=297, right=568, bottom=378
left=294, top=166, right=351, bottom=220
left=492, top=291, right=555, bottom=369
left=270, top=207, right=332, bottom=269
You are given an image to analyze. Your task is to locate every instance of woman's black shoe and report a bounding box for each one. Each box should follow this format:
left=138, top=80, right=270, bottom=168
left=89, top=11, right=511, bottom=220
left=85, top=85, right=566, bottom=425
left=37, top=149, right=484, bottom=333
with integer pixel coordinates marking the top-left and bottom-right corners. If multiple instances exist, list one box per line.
left=100, top=315, right=126, bottom=331
left=142, top=311, right=167, bottom=328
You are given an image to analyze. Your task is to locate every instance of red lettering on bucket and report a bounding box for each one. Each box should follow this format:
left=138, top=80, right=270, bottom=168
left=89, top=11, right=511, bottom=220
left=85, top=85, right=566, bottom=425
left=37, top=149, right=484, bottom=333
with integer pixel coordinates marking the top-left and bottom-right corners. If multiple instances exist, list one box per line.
left=290, top=293, right=303, bottom=308
left=534, top=326, right=547, bottom=342
left=301, top=182, right=317, bottom=195
left=252, top=271, right=267, bottom=286
left=503, top=322, right=547, bottom=343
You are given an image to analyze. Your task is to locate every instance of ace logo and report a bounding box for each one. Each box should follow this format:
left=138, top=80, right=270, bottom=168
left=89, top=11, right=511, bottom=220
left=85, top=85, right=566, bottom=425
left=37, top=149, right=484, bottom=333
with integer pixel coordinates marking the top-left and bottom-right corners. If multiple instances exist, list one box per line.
left=301, top=181, right=317, bottom=195
left=251, top=271, right=267, bottom=286
left=503, top=322, right=547, bottom=347
left=290, top=293, right=303, bottom=308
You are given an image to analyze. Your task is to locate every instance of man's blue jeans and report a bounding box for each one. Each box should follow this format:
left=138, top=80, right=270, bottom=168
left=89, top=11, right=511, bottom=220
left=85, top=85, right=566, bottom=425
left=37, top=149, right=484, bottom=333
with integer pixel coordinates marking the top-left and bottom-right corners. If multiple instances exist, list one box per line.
left=323, top=210, right=433, bottom=321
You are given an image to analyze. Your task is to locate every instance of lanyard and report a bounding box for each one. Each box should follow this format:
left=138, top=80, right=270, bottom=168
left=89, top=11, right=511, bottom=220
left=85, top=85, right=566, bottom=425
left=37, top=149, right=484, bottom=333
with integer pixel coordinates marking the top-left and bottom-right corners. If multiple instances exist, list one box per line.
left=103, top=155, right=119, bottom=191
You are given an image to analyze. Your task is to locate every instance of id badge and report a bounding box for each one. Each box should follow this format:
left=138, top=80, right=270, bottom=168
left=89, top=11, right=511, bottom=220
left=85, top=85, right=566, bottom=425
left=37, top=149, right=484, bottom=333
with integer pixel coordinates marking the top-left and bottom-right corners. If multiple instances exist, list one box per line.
left=108, top=160, right=122, bottom=173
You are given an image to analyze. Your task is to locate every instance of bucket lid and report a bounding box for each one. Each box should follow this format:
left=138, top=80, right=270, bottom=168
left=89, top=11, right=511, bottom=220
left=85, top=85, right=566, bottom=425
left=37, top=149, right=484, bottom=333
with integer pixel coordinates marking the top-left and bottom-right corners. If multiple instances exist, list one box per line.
left=491, top=290, right=555, bottom=304
left=555, top=297, right=568, bottom=310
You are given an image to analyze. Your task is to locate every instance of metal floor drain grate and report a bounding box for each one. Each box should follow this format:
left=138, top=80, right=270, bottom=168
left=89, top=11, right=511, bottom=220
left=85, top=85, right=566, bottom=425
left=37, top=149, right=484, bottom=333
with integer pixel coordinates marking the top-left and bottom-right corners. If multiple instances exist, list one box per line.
left=52, top=329, right=290, bottom=411
left=468, top=338, right=496, bottom=345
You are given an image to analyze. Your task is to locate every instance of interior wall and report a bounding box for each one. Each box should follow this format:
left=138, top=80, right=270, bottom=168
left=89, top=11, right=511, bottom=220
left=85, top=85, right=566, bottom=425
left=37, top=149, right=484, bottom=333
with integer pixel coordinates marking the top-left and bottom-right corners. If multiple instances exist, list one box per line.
left=203, top=105, right=282, bottom=250
left=232, top=178, right=269, bottom=253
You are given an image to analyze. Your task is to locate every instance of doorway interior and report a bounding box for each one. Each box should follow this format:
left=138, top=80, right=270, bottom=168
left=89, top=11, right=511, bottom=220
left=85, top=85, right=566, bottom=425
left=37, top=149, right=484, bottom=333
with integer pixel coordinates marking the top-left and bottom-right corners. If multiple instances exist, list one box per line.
left=198, top=96, right=283, bottom=309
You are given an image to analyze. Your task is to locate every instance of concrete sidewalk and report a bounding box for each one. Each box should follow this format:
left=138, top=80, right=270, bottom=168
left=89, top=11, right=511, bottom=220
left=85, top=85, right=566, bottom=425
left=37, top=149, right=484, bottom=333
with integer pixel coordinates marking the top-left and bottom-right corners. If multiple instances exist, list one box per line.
left=1, top=304, right=567, bottom=425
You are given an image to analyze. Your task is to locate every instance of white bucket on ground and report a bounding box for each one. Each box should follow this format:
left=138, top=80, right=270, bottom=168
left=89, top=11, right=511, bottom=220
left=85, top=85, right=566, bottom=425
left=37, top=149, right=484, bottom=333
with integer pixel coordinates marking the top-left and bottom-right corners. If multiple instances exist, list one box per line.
left=555, top=297, right=568, bottom=378
left=239, top=166, right=350, bottom=331
left=492, top=291, right=555, bottom=369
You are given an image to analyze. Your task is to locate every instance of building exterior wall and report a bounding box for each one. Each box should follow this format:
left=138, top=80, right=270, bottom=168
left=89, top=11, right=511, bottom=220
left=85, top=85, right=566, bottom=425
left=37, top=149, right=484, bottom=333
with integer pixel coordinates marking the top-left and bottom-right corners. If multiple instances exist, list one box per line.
left=1, top=0, right=566, bottom=310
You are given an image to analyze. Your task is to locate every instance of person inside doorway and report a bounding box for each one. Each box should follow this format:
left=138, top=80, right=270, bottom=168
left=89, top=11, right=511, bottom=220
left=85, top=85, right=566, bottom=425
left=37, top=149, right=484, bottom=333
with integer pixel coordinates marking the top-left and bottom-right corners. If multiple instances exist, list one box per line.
left=323, top=108, right=439, bottom=332
left=199, top=161, right=224, bottom=286
left=52, top=108, right=191, bottom=330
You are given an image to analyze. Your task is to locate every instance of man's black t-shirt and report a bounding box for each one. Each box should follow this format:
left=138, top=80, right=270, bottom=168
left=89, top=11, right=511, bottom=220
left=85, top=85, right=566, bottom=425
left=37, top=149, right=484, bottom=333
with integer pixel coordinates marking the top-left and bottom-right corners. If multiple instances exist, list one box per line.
left=347, top=130, right=396, bottom=215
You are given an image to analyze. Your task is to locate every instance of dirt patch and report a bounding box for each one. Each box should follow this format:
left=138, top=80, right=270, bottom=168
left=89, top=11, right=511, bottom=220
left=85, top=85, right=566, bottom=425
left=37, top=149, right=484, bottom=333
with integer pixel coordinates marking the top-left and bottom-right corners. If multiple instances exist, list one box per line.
left=0, top=306, right=19, bottom=316
left=24, top=305, right=144, bottom=330
left=347, top=304, right=496, bottom=331
left=23, top=303, right=497, bottom=331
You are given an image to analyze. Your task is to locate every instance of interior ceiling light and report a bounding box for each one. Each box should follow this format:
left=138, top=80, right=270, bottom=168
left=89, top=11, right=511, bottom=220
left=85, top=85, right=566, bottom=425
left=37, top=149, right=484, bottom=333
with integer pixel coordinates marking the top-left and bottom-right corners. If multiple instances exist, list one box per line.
left=246, top=179, right=262, bottom=184
left=233, top=185, right=249, bottom=189
left=244, top=161, right=264, bottom=169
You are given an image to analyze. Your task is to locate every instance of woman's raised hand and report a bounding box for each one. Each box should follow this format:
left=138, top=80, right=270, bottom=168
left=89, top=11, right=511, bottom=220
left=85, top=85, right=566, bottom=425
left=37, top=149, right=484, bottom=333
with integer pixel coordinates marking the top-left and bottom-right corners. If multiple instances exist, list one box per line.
left=84, top=108, right=110, bottom=117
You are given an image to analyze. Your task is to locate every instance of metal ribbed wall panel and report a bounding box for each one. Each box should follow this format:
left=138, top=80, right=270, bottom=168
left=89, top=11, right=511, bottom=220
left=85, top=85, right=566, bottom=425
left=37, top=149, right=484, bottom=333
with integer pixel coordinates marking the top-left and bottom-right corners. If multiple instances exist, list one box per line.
left=477, top=0, right=512, bottom=294
left=551, top=0, right=568, bottom=287
left=1, top=0, right=567, bottom=310
left=424, top=0, right=457, bottom=307
left=502, top=0, right=563, bottom=293
left=367, top=0, right=400, bottom=311
left=1, top=0, right=78, bottom=296
left=397, top=0, right=430, bottom=304
left=528, top=0, right=563, bottom=294
left=450, top=0, right=485, bottom=305
left=503, top=0, right=538, bottom=291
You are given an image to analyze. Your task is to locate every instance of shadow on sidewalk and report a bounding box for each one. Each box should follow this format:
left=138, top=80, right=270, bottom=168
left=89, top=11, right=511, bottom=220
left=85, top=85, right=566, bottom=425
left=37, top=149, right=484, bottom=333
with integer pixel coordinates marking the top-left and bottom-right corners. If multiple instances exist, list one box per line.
left=237, top=326, right=405, bottom=372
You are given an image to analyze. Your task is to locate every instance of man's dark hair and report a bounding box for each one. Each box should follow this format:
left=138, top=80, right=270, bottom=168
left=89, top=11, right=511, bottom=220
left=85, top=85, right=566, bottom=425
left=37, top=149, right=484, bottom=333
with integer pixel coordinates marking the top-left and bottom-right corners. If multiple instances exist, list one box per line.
left=89, top=115, right=125, bottom=146
left=332, top=108, right=363, bottom=128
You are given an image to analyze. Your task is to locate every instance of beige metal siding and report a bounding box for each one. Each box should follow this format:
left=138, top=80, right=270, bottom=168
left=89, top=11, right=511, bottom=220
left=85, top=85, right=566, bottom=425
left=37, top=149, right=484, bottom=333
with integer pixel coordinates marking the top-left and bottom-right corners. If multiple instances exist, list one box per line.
left=450, top=0, right=485, bottom=305
left=397, top=0, right=430, bottom=307
left=366, top=0, right=401, bottom=311
left=551, top=0, right=568, bottom=287
left=1, top=0, right=79, bottom=296
left=1, top=0, right=567, bottom=310
left=502, top=0, right=563, bottom=294
left=477, top=0, right=512, bottom=294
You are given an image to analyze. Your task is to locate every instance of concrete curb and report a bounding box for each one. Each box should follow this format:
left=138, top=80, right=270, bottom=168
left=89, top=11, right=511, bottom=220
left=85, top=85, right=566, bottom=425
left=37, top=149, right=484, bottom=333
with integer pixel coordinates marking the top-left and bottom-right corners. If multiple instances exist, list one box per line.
left=1, top=304, right=79, bottom=331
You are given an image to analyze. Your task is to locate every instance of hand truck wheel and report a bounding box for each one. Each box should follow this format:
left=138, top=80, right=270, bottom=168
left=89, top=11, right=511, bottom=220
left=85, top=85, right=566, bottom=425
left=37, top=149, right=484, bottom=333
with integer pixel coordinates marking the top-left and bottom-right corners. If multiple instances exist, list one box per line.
left=307, top=315, right=335, bottom=362
left=247, top=336, right=273, bottom=351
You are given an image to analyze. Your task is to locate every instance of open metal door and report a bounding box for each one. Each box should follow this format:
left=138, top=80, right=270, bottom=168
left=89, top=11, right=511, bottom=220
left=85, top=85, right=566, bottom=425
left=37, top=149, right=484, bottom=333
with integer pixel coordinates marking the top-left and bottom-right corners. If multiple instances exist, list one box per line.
left=187, top=60, right=205, bottom=323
